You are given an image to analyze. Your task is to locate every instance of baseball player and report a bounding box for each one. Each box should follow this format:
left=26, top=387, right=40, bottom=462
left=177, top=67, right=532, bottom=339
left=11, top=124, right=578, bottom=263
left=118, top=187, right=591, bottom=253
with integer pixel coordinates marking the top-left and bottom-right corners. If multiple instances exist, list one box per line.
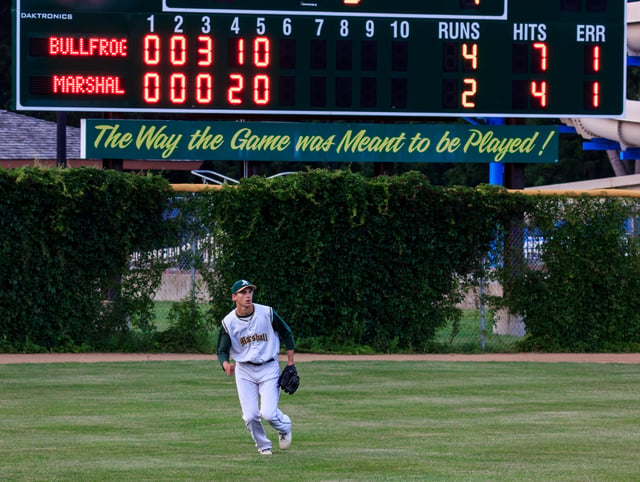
left=216, top=279, right=296, bottom=455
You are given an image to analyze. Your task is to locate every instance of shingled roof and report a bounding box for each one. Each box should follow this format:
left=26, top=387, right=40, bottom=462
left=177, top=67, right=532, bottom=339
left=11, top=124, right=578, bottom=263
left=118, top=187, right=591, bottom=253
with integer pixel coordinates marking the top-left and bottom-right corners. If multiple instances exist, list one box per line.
left=0, top=110, right=200, bottom=170
left=0, top=109, right=82, bottom=160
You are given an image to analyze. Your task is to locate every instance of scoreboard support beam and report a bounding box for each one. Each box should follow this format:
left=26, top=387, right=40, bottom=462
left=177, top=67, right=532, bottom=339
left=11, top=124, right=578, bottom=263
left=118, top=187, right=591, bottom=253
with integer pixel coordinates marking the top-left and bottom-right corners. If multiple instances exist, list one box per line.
left=56, top=112, right=67, bottom=168
left=487, top=117, right=505, bottom=186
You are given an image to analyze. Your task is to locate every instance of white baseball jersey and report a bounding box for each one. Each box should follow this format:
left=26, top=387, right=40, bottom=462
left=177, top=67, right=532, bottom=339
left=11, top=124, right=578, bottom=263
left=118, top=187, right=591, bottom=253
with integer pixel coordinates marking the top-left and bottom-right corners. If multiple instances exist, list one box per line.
left=221, top=303, right=281, bottom=365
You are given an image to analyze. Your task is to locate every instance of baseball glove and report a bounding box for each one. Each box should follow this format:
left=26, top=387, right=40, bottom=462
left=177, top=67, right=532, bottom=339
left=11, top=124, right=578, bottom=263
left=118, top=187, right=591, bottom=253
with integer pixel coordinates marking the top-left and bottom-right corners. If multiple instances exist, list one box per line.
left=278, top=364, right=300, bottom=394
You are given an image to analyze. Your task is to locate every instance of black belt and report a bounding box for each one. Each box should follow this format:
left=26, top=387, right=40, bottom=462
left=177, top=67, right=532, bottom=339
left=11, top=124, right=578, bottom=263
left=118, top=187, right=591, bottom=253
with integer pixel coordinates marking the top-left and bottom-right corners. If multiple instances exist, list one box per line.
left=244, top=358, right=275, bottom=366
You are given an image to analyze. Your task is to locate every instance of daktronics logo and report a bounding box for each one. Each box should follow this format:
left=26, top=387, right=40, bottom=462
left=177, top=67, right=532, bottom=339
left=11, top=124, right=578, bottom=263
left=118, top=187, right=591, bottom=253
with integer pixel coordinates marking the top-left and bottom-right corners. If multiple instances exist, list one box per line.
left=21, top=12, right=73, bottom=20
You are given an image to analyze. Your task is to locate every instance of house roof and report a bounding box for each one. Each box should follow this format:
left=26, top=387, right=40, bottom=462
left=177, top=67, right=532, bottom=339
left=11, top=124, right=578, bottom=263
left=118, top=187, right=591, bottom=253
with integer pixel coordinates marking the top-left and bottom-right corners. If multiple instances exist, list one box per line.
left=526, top=174, right=640, bottom=191
left=0, top=110, right=200, bottom=170
left=0, top=110, right=81, bottom=161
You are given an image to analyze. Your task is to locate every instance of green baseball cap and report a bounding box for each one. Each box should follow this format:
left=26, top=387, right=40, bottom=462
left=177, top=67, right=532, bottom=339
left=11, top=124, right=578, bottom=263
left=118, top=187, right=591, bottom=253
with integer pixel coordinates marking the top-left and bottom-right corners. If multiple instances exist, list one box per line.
left=231, top=279, right=256, bottom=294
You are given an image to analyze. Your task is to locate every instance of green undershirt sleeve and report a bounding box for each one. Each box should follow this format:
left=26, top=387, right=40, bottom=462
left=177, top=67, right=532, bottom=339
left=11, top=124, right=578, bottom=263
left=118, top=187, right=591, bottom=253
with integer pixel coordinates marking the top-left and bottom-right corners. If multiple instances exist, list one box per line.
left=216, top=325, right=231, bottom=368
left=273, top=311, right=296, bottom=351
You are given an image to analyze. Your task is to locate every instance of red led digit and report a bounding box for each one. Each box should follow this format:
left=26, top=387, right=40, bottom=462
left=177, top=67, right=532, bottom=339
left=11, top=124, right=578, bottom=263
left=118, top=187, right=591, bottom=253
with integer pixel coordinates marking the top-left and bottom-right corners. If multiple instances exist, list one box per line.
left=253, top=74, right=270, bottom=104
left=533, top=42, right=548, bottom=71
left=593, top=45, right=600, bottom=72
left=462, top=78, right=477, bottom=108
left=228, top=74, right=244, bottom=104
left=584, top=45, right=601, bottom=74
left=254, top=37, right=270, bottom=67
left=462, top=43, right=478, bottom=70
left=530, top=81, right=547, bottom=107
left=143, top=72, right=160, bottom=103
left=143, top=34, right=161, bottom=65
left=196, top=73, right=213, bottom=104
left=170, top=35, right=187, bottom=66
left=237, top=39, right=245, bottom=66
left=197, top=36, right=213, bottom=67
left=592, top=81, right=600, bottom=108
left=169, top=73, right=186, bottom=103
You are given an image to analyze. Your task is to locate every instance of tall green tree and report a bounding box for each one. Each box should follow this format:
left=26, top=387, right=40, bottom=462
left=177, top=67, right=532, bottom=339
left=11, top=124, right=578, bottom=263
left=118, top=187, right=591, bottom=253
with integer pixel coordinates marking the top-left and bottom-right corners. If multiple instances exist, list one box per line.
left=1, top=2, right=11, bottom=110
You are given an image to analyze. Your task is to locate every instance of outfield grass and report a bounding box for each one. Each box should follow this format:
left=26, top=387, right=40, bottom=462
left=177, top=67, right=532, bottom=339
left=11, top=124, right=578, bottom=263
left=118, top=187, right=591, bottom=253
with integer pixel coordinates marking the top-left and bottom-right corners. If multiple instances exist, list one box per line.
left=2, top=361, right=637, bottom=481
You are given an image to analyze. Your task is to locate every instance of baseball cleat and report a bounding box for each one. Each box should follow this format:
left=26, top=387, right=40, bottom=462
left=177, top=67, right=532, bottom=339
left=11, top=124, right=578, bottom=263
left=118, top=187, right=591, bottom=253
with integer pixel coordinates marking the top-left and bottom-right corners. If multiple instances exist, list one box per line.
left=259, top=448, right=272, bottom=455
left=279, top=431, right=292, bottom=450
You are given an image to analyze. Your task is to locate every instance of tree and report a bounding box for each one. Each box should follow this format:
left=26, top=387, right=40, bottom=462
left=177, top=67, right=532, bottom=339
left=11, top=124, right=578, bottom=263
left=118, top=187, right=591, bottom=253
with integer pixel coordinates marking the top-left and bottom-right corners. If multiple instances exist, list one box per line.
left=1, top=2, right=11, bottom=110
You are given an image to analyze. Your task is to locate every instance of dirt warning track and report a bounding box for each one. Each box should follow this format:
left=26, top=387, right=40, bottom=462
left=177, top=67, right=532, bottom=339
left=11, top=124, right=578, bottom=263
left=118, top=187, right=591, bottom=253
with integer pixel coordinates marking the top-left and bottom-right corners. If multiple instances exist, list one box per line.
left=1, top=353, right=639, bottom=365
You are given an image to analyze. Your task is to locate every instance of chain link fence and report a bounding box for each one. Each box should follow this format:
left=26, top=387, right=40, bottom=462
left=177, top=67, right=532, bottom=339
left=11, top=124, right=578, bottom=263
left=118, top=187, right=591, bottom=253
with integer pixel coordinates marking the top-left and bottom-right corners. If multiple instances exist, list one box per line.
left=144, top=228, right=542, bottom=352
left=143, top=194, right=640, bottom=352
left=442, top=207, right=640, bottom=352
left=445, top=224, right=544, bottom=352
left=137, top=237, right=213, bottom=330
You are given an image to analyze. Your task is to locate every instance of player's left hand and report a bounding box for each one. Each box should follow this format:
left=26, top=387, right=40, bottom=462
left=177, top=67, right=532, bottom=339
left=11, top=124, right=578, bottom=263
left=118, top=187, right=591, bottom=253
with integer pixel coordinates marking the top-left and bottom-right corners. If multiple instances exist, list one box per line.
left=278, top=364, right=300, bottom=394
left=223, top=361, right=236, bottom=376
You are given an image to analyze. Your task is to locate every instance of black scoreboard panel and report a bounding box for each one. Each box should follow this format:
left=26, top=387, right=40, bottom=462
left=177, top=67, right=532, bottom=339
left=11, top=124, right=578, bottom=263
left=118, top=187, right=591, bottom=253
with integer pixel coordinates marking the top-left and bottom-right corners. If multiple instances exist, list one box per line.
left=13, top=0, right=626, bottom=117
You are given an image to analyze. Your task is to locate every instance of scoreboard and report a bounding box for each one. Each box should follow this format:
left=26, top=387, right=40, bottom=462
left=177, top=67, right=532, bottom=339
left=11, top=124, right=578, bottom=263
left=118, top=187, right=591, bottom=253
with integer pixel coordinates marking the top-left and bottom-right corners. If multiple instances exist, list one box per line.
left=13, top=0, right=626, bottom=117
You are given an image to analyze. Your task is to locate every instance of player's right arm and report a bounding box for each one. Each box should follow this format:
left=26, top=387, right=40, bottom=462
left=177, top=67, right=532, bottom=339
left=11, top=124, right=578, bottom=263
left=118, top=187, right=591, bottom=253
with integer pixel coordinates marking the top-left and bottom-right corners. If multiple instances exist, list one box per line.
left=216, top=324, right=235, bottom=376
left=273, top=311, right=296, bottom=366
left=272, top=311, right=295, bottom=351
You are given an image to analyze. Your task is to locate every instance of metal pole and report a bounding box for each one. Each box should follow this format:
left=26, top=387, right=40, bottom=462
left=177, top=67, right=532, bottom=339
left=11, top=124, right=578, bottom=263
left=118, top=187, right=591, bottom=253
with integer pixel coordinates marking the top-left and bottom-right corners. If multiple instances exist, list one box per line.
left=191, top=238, right=197, bottom=304
left=480, top=275, right=486, bottom=351
left=488, top=118, right=505, bottom=186
left=56, top=112, right=67, bottom=167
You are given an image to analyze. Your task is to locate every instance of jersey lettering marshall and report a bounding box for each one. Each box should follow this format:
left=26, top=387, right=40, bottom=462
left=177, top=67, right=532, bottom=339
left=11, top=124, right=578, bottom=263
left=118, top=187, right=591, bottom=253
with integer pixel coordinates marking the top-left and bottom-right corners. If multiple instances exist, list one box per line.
left=240, top=333, right=268, bottom=346
left=222, top=303, right=281, bottom=364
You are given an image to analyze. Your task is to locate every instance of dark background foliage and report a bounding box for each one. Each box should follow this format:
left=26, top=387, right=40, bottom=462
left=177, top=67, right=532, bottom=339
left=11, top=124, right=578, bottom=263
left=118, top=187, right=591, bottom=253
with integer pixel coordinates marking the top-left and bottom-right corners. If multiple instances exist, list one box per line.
left=197, top=170, right=528, bottom=352
left=2, top=169, right=640, bottom=353
left=502, top=196, right=640, bottom=352
left=0, top=167, right=174, bottom=350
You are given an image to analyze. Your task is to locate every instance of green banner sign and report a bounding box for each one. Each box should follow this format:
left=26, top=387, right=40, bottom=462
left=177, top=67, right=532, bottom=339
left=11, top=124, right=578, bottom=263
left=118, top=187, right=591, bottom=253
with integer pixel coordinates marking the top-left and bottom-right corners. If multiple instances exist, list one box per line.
left=81, top=120, right=558, bottom=164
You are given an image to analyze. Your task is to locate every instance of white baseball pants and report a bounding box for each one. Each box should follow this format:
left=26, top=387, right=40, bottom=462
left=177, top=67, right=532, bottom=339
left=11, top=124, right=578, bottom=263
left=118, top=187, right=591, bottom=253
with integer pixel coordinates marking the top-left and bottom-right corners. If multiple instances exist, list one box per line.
left=234, top=361, right=292, bottom=451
